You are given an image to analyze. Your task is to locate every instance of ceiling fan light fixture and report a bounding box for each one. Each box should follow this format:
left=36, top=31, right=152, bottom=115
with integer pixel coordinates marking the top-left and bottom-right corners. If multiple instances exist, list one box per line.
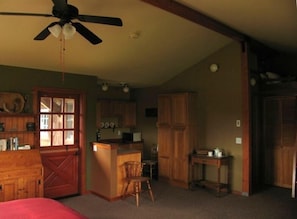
left=48, top=24, right=62, bottom=38
left=62, top=23, right=76, bottom=40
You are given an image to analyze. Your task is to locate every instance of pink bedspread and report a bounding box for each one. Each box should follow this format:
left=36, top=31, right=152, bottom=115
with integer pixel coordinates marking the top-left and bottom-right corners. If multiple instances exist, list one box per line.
left=0, top=198, right=87, bottom=219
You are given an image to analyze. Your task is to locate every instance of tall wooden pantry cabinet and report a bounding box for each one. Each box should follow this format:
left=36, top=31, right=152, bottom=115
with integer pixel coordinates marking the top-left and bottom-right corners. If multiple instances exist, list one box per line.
left=157, top=92, right=197, bottom=188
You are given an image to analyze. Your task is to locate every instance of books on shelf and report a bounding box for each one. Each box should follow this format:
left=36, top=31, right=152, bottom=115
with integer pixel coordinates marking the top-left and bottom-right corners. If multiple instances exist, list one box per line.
left=0, top=138, right=31, bottom=151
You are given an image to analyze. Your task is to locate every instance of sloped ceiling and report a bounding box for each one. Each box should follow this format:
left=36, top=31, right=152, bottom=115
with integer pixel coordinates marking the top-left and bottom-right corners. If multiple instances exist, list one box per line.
left=0, top=0, right=296, bottom=88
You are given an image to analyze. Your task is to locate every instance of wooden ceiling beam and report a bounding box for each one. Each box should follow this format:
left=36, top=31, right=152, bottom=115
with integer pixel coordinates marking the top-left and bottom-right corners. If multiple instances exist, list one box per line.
left=141, top=0, right=248, bottom=42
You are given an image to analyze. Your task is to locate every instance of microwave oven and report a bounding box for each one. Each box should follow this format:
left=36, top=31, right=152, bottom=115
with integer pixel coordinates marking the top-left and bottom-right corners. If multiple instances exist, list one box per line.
left=122, top=132, right=142, bottom=142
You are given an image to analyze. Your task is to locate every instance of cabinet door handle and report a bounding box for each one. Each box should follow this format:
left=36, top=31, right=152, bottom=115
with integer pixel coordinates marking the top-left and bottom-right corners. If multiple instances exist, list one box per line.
left=0, top=185, right=2, bottom=191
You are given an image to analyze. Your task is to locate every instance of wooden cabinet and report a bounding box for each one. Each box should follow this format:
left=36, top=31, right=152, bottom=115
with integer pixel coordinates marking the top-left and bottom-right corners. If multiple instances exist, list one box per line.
left=122, top=102, right=136, bottom=128
left=96, top=100, right=136, bottom=128
left=0, top=113, right=36, bottom=149
left=263, top=96, right=296, bottom=188
left=0, top=150, right=44, bottom=202
left=157, top=93, right=197, bottom=188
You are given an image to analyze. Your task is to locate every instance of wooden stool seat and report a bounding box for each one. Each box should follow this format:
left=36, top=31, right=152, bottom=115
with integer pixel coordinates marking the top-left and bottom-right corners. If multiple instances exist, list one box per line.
left=142, top=160, right=158, bottom=180
left=122, top=161, right=154, bottom=207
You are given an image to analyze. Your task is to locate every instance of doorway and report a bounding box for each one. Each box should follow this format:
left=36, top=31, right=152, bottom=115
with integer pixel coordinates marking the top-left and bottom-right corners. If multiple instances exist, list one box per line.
left=34, top=88, right=86, bottom=198
left=263, top=96, right=296, bottom=188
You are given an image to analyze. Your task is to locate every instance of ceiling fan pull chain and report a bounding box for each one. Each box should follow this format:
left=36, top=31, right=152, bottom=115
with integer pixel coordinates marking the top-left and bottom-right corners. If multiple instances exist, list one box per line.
left=59, top=36, right=66, bottom=82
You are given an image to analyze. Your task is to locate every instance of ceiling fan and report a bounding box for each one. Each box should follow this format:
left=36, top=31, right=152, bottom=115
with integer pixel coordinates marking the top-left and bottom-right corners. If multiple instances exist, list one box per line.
left=0, top=0, right=123, bottom=45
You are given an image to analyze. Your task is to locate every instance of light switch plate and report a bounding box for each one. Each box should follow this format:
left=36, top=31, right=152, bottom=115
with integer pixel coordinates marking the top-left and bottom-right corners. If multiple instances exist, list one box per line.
left=236, top=137, right=242, bottom=144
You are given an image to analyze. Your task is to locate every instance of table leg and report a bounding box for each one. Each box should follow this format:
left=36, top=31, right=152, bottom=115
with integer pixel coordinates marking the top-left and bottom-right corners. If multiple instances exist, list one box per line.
left=217, top=166, right=221, bottom=194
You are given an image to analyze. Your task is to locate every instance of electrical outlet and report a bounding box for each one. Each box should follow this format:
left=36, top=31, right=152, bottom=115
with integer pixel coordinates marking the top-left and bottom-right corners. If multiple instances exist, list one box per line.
left=235, top=137, right=242, bottom=144
left=236, top=120, right=241, bottom=127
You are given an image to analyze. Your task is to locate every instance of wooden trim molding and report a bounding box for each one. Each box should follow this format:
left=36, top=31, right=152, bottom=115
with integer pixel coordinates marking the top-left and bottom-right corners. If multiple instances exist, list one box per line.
left=241, top=42, right=251, bottom=195
left=141, top=0, right=247, bottom=42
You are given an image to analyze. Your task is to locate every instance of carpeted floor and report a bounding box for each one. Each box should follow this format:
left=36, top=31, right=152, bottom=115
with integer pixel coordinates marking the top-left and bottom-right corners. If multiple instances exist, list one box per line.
left=59, top=181, right=297, bottom=219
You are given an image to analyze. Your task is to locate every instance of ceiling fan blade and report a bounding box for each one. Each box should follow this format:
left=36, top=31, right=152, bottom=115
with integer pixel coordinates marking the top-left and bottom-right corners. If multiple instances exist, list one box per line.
left=72, top=22, right=102, bottom=45
left=0, top=12, right=52, bottom=17
left=78, top=15, right=123, bottom=26
left=34, top=22, right=59, bottom=40
left=52, top=0, right=68, bottom=10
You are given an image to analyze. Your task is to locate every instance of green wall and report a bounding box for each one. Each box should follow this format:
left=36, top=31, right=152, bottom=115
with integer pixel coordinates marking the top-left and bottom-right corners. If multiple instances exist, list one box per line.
left=135, top=41, right=243, bottom=192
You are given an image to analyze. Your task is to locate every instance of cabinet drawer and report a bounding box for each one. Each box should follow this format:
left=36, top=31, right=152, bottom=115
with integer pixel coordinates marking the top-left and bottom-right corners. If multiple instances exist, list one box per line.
left=193, top=158, right=218, bottom=166
left=0, top=168, right=42, bottom=179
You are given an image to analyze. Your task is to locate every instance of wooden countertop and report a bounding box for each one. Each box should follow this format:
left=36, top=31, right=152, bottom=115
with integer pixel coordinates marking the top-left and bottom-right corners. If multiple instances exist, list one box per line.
left=96, top=139, right=143, bottom=144
left=91, top=142, right=142, bottom=155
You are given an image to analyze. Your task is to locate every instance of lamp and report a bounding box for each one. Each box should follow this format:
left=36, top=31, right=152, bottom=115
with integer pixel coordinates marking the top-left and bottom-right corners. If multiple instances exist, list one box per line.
left=209, top=63, right=219, bottom=73
left=48, top=24, right=62, bottom=38
left=48, top=23, right=76, bottom=39
left=62, top=23, right=76, bottom=39
left=123, top=84, right=129, bottom=93
left=102, top=83, right=109, bottom=91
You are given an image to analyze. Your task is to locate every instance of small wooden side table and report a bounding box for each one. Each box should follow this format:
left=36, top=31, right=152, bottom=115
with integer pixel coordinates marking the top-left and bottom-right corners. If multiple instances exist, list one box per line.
left=190, top=155, right=232, bottom=196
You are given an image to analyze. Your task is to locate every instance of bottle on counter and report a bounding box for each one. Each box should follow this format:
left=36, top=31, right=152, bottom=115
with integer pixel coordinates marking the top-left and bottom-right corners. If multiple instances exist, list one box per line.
left=96, top=129, right=101, bottom=142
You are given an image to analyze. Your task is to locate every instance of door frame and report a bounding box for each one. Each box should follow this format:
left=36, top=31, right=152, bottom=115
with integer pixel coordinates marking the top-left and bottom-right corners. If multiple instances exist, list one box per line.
left=33, top=87, right=87, bottom=195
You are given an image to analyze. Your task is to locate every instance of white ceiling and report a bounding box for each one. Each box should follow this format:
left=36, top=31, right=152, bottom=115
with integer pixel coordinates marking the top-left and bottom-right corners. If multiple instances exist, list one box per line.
left=0, top=0, right=296, bottom=88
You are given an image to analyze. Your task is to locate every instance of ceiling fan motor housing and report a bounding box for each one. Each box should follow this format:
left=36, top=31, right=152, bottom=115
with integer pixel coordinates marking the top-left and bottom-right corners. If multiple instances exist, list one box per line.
left=52, top=4, right=78, bottom=20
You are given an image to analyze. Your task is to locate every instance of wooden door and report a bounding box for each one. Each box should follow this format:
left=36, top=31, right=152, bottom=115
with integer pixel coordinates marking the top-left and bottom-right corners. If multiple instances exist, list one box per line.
left=23, top=176, right=43, bottom=199
left=158, top=95, right=171, bottom=126
left=157, top=126, right=172, bottom=179
left=171, top=93, right=188, bottom=126
left=42, top=150, right=78, bottom=198
left=36, top=90, right=81, bottom=198
left=123, top=102, right=136, bottom=128
left=171, top=126, right=189, bottom=185
left=158, top=95, right=172, bottom=180
left=0, top=178, right=18, bottom=201
left=264, top=96, right=296, bottom=188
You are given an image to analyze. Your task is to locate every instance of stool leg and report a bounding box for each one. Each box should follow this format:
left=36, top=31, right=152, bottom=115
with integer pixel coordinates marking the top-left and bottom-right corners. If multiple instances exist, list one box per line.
left=135, top=182, right=140, bottom=207
left=122, top=181, right=130, bottom=199
left=146, top=180, right=154, bottom=203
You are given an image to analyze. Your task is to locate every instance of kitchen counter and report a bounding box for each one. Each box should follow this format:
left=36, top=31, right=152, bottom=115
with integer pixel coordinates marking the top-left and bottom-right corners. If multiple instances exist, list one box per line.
left=96, top=140, right=144, bottom=157
left=89, top=142, right=142, bottom=201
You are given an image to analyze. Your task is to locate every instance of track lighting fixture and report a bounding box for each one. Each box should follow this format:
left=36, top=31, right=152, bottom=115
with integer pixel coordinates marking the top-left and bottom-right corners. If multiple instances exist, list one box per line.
left=122, top=84, right=129, bottom=93
left=102, top=83, right=109, bottom=91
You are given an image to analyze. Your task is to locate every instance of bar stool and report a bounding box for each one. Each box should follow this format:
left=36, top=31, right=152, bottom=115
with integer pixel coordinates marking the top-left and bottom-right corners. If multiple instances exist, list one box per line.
left=142, top=146, right=158, bottom=180
left=142, top=160, right=158, bottom=180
